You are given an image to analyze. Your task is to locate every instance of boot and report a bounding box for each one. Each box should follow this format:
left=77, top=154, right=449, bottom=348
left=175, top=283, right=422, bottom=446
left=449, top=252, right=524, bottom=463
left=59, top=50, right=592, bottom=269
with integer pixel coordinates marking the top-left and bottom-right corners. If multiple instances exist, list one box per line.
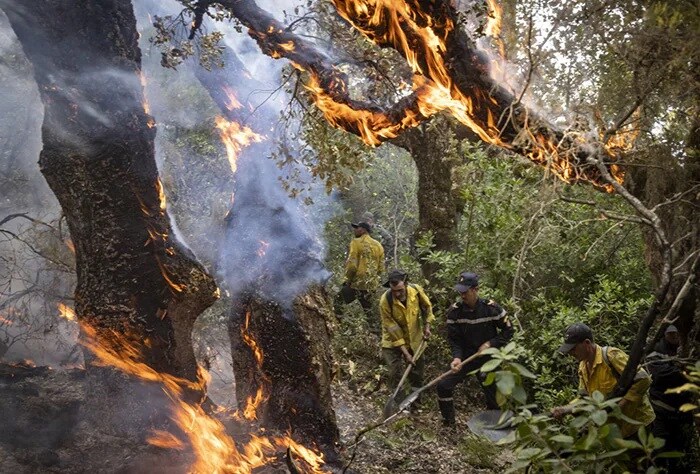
left=438, top=399, right=455, bottom=426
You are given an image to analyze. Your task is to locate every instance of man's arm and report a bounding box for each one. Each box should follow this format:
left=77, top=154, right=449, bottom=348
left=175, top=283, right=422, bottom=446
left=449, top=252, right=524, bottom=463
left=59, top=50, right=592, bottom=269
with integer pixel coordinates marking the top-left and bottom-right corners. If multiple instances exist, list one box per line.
left=380, top=294, right=413, bottom=364
left=446, top=305, right=463, bottom=361
left=344, top=239, right=358, bottom=283
left=380, top=294, right=406, bottom=347
left=609, top=348, right=651, bottom=403
left=415, top=285, right=434, bottom=338
left=488, top=302, right=514, bottom=348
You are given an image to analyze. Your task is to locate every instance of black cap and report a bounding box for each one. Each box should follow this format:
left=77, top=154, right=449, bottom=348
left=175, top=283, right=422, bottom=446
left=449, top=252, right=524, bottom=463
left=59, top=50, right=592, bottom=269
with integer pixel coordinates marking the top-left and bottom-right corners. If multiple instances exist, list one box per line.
left=383, top=269, right=407, bottom=288
left=665, top=324, right=678, bottom=334
left=558, top=323, right=594, bottom=354
left=351, top=222, right=371, bottom=232
left=454, top=272, right=479, bottom=293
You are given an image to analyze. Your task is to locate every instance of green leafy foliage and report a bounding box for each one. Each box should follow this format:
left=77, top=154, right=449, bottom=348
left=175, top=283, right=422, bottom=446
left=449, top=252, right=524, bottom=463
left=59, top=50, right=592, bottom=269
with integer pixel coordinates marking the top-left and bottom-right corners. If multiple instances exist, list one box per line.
left=479, top=347, right=672, bottom=473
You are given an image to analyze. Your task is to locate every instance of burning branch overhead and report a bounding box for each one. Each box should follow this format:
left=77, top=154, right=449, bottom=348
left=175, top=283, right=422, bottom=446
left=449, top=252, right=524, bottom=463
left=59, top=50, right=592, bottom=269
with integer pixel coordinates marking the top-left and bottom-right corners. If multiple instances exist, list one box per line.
left=182, top=0, right=625, bottom=190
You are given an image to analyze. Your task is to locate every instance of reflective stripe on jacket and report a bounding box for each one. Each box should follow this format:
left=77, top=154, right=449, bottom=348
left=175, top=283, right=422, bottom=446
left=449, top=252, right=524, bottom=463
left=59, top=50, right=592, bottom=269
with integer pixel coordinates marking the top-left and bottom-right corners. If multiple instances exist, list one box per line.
left=380, top=285, right=434, bottom=352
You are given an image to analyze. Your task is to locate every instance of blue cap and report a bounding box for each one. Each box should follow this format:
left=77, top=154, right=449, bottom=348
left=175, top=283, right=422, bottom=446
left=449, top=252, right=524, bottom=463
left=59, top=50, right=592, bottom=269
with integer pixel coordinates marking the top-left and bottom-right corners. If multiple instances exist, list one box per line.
left=455, top=272, right=479, bottom=293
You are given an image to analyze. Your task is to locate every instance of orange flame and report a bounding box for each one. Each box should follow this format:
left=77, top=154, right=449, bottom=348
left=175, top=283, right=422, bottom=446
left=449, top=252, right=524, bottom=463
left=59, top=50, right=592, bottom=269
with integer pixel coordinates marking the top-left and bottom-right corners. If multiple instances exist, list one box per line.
left=214, top=116, right=264, bottom=174
left=155, top=178, right=167, bottom=213
left=58, top=303, right=77, bottom=322
left=238, top=311, right=269, bottom=421
left=223, top=85, right=243, bottom=111
left=296, top=0, right=624, bottom=190
left=139, top=72, right=156, bottom=128
left=79, top=321, right=328, bottom=473
left=65, top=238, right=75, bottom=254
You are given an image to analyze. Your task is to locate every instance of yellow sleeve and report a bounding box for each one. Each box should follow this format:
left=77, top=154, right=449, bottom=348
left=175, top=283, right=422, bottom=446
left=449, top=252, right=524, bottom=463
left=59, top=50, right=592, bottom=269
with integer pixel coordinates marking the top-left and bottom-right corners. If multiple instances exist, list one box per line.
left=344, top=239, right=358, bottom=282
left=380, top=293, right=405, bottom=347
left=376, top=241, right=385, bottom=275
left=609, top=348, right=651, bottom=402
left=415, top=285, right=435, bottom=324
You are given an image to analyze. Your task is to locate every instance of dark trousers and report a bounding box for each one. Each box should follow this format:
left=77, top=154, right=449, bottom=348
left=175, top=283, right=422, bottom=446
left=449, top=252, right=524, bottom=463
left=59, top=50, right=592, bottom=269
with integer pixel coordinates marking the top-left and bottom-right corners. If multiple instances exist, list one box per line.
left=651, top=409, right=697, bottom=473
left=436, top=355, right=498, bottom=423
left=337, top=287, right=379, bottom=334
left=382, top=347, right=425, bottom=402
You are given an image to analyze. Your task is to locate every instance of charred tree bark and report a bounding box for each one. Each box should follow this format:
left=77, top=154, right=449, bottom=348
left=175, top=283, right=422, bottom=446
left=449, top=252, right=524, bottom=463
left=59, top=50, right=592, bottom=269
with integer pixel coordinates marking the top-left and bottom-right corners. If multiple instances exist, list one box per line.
left=228, top=288, right=339, bottom=454
left=0, top=0, right=217, bottom=379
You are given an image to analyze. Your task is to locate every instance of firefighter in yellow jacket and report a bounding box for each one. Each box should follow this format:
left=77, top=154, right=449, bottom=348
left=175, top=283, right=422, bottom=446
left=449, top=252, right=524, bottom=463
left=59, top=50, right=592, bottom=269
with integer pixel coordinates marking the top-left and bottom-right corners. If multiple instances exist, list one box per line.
left=380, top=270, right=434, bottom=402
left=341, top=221, right=384, bottom=332
left=552, top=323, right=655, bottom=439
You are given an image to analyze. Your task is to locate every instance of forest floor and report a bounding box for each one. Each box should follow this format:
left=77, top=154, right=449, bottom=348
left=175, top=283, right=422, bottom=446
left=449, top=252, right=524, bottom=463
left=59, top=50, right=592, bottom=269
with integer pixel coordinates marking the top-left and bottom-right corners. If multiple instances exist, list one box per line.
left=330, top=311, right=515, bottom=473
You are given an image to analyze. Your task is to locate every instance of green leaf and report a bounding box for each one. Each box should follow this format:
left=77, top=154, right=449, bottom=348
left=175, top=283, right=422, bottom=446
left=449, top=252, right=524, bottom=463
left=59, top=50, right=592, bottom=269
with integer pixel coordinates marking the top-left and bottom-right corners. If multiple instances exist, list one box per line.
left=480, top=358, right=503, bottom=372
left=510, top=362, right=537, bottom=379
left=591, top=391, right=605, bottom=403
left=614, top=439, right=642, bottom=450
left=550, top=434, right=574, bottom=444
left=517, top=447, right=541, bottom=459
left=591, top=409, right=607, bottom=426
left=656, top=451, right=684, bottom=459
left=496, top=372, right=516, bottom=395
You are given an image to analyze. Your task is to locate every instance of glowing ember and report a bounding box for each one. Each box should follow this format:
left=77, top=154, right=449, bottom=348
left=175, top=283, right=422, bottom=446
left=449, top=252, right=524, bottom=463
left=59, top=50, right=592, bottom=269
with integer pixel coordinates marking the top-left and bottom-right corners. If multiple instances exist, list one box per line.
left=0, top=315, right=13, bottom=326
left=155, top=256, right=186, bottom=293
left=79, top=321, right=328, bottom=473
left=58, top=303, right=77, bottom=321
left=214, top=116, right=264, bottom=174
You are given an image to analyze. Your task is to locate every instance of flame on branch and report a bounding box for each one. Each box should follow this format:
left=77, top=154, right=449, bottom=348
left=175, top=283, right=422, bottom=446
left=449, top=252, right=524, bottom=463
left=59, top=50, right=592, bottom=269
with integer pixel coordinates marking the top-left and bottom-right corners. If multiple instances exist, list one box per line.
left=190, top=0, right=625, bottom=190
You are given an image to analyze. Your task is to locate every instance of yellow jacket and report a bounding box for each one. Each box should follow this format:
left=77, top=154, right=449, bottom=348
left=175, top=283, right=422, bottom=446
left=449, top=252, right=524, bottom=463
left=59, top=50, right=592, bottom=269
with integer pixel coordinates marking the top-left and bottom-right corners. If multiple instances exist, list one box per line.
left=380, top=285, right=435, bottom=352
left=344, top=234, right=384, bottom=290
left=577, top=345, right=655, bottom=438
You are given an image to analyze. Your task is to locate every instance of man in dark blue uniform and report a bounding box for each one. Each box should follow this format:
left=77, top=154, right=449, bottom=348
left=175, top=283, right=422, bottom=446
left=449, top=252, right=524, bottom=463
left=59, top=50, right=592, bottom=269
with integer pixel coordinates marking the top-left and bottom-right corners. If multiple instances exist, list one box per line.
left=437, top=272, right=514, bottom=426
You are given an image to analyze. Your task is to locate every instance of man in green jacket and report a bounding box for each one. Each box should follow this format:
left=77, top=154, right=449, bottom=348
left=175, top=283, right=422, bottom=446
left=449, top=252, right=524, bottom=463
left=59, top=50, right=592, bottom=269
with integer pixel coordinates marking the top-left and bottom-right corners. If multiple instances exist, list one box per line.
left=380, top=270, right=434, bottom=403
left=341, top=222, right=384, bottom=332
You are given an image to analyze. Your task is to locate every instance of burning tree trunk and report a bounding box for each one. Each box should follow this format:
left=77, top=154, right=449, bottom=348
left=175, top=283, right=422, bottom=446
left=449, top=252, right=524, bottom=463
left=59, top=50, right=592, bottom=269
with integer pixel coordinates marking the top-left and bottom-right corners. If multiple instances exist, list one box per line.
left=0, top=0, right=217, bottom=378
left=194, top=50, right=340, bottom=454
left=229, top=289, right=339, bottom=453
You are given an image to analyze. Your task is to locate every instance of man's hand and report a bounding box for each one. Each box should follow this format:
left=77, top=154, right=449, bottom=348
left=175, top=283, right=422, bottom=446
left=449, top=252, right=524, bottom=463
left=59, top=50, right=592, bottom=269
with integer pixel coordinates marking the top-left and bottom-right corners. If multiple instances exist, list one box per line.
left=423, top=324, right=432, bottom=340
left=450, top=358, right=462, bottom=373
left=401, top=346, right=415, bottom=366
left=478, top=341, right=491, bottom=352
left=550, top=405, right=572, bottom=420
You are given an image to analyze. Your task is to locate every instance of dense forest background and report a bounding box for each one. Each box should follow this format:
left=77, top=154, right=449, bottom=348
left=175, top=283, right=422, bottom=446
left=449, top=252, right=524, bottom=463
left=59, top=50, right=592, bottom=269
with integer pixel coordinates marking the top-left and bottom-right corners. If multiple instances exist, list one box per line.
left=0, top=0, right=697, bottom=472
